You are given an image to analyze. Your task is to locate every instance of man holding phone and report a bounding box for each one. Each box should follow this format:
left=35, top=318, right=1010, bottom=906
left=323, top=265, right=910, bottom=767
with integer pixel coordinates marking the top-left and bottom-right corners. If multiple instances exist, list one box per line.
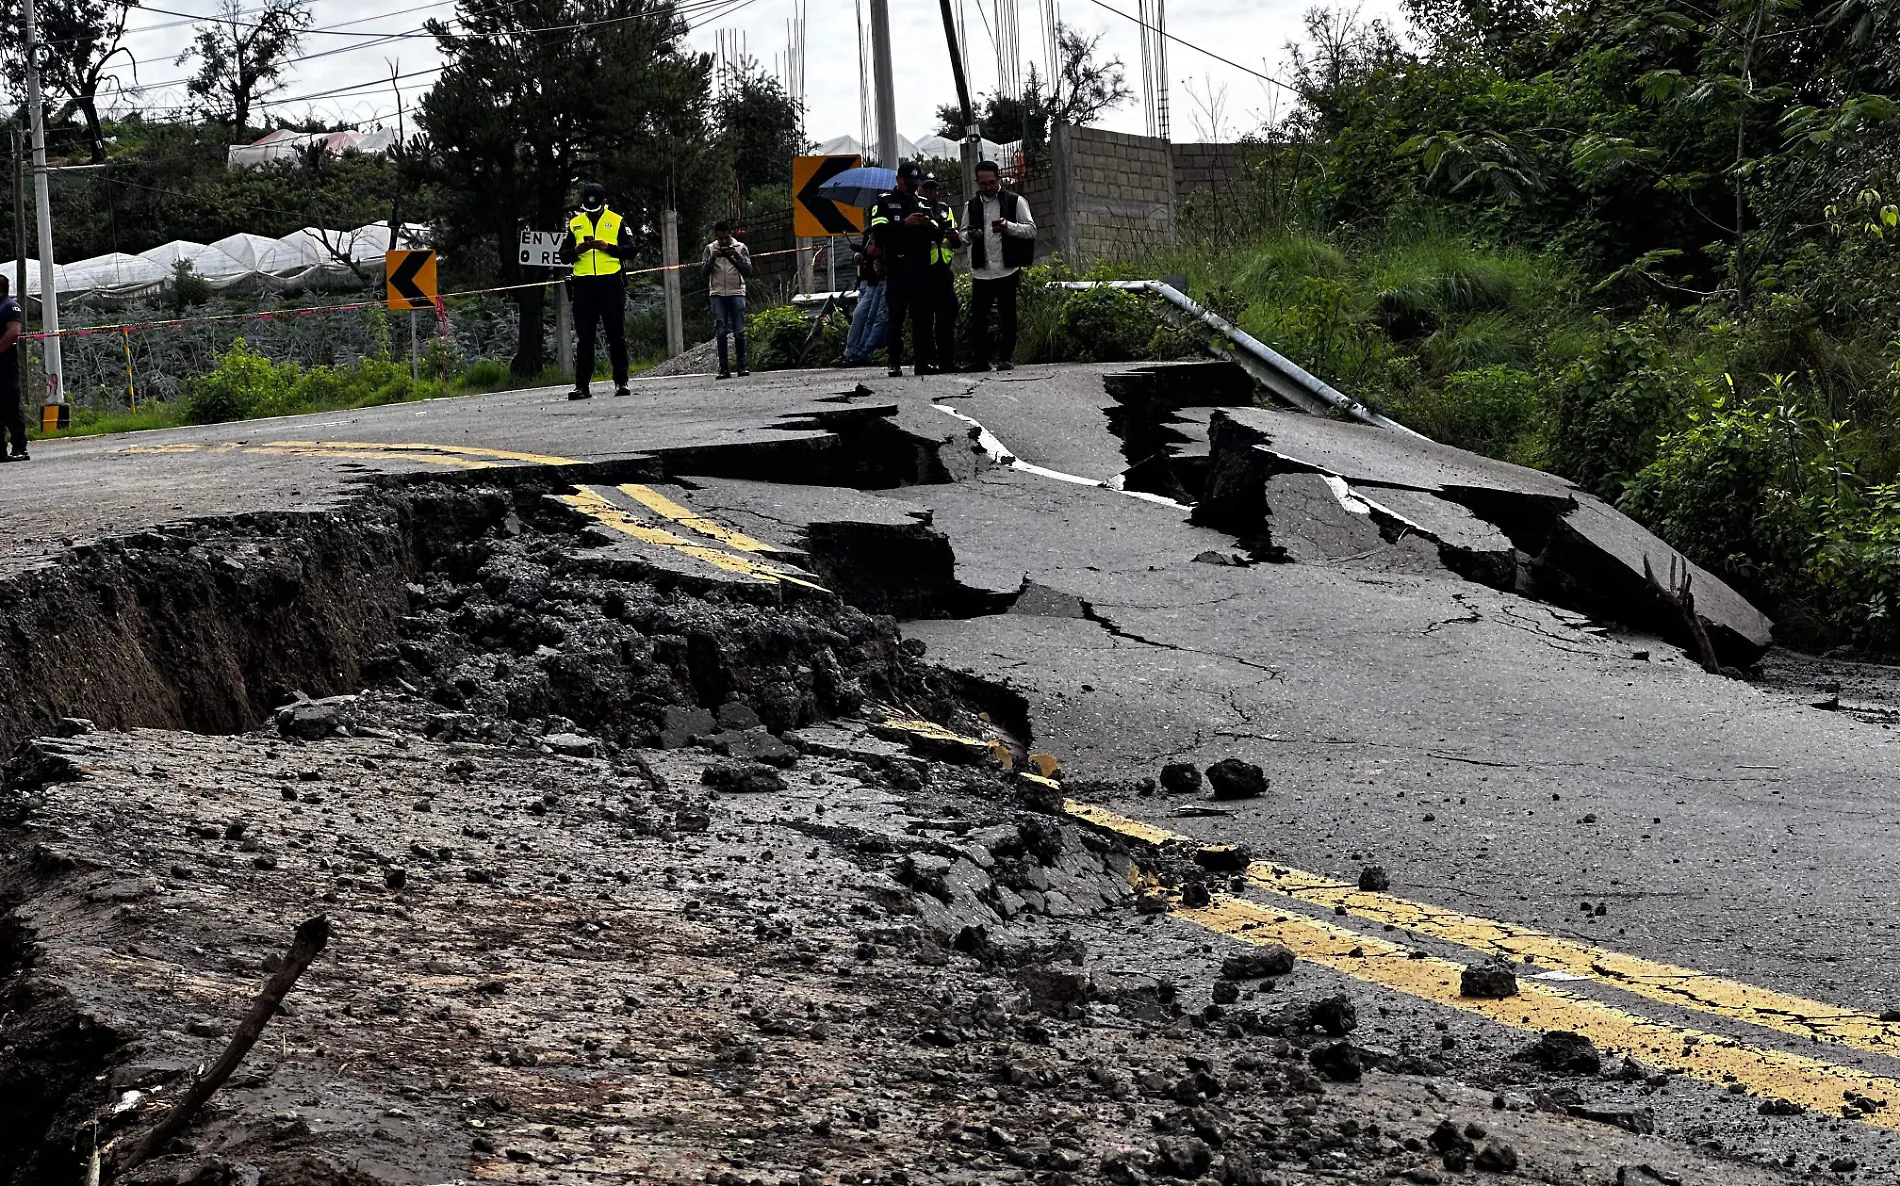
left=560, top=181, right=637, bottom=400
left=964, top=160, right=1037, bottom=371
left=701, top=222, right=756, bottom=379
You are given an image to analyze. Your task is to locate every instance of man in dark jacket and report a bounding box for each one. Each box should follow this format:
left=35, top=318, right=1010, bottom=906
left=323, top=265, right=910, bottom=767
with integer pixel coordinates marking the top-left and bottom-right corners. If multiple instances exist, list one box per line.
left=964, top=160, right=1037, bottom=371
left=867, top=161, right=947, bottom=377
left=559, top=181, right=638, bottom=399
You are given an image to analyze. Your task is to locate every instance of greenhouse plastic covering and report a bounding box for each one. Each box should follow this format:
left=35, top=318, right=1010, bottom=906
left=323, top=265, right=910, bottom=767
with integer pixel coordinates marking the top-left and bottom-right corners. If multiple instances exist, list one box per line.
left=1, top=221, right=429, bottom=299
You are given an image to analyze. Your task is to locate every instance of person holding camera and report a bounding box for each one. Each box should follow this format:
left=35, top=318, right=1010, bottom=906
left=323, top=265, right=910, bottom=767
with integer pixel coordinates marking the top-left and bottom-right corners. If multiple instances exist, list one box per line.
left=702, top=221, right=757, bottom=379
left=964, top=160, right=1037, bottom=371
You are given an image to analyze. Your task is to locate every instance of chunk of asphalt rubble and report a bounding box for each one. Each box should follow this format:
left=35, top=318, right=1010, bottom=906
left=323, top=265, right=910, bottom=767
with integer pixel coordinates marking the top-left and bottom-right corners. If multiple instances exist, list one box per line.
left=1305, top=993, right=1357, bottom=1036
left=1221, top=944, right=1295, bottom=980
left=1460, top=959, right=1519, bottom=999
left=1357, top=865, right=1390, bottom=892
left=1515, top=1029, right=1603, bottom=1075
left=712, top=727, right=799, bottom=768
left=1192, top=843, right=1253, bottom=873
left=1474, top=1142, right=1520, bottom=1172
left=1158, top=762, right=1202, bottom=795
left=1308, top=1041, right=1363, bottom=1082
left=659, top=705, right=716, bottom=749
left=543, top=732, right=599, bottom=758
left=1204, top=757, right=1267, bottom=800
left=700, top=760, right=785, bottom=795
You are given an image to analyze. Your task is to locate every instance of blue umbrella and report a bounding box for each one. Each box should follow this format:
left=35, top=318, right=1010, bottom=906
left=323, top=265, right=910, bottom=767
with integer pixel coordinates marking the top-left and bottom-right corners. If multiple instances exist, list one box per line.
left=814, top=166, right=897, bottom=210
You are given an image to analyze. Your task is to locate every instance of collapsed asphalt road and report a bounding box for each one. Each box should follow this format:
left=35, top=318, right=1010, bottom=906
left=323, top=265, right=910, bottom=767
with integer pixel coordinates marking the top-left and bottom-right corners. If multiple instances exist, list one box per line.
left=1, top=362, right=1898, bottom=1184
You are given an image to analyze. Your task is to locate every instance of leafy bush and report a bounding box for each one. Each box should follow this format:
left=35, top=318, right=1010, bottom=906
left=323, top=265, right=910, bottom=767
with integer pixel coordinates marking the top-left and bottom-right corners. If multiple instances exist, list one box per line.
left=1618, top=379, right=1900, bottom=649
left=1052, top=285, right=1155, bottom=363
left=746, top=303, right=846, bottom=370
left=181, top=338, right=292, bottom=424
left=1390, top=365, right=1543, bottom=459
left=456, top=358, right=512, bottom=390
left=1545, top=316, right=1690, bottom=499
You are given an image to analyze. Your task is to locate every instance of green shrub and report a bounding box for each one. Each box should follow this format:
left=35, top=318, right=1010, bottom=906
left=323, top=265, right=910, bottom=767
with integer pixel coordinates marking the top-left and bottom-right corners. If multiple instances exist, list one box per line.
left=456, top=358, right=512, bottom=390
left=1545, top=316, right=1690, bottom=499
left=1391, top=365, right=1543, bottom=459
left=181, top=338, right=294, bottom=424
left=1052, top=285, right=1154, bottom=363
left=746, top=303, right=845, bottom=370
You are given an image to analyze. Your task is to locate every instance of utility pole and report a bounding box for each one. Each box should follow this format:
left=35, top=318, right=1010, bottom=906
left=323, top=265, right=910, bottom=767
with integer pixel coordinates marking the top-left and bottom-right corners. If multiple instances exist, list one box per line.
left=11, top=125, right=25, bottom=330
left=661, top=208, right=684, bottom=357
left=937, top=0, right=980, bottom=201
left=868, top=0, right=899, bottom=166
left=22, top=0, right=63, bottom=411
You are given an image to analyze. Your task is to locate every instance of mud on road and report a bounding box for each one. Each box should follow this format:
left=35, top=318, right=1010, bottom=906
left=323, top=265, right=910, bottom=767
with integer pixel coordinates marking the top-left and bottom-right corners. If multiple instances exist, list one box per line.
left=0, top=367, right=1890, bottom=1186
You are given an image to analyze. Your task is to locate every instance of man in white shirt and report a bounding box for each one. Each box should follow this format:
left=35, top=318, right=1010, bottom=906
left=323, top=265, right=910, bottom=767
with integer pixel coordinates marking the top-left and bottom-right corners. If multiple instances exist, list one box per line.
left=963, top=160, right=1037, bottom=371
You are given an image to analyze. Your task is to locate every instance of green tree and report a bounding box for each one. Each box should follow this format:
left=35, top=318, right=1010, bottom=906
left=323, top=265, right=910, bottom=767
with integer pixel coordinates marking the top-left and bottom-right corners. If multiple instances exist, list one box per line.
left=1, top=0, right=139, bottom=162
left=417, top=0, right=714, bottom=376
left=714, top=56, right=805, bottom=192
left=176, top=0, right=315, bottom=137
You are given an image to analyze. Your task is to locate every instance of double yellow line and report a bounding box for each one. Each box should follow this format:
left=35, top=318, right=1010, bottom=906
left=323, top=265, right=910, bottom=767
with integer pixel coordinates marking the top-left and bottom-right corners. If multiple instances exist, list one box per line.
left=1068, top=801, right=1900, bottom=1123
left=557, top=483, right=825, bottom=590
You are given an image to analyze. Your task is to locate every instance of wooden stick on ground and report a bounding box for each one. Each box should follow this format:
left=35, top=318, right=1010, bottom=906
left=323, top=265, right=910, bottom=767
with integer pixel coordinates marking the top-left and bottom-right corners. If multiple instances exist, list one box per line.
left=104, top=915, right=332, bottom=1181
left=1643, top=554, right=1721, bottom=673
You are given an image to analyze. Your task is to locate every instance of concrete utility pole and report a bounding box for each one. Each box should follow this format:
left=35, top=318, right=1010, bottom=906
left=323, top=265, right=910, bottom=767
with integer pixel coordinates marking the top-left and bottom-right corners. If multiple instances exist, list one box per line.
left=937, top=0, right=981, bottom=201
left=661, top=209, right=684, bottom=357
left=868, top=0, right=899, bottom=166
left=12, top=126, right=26, bottom=333
left=22, top=0, right=62, bottom=407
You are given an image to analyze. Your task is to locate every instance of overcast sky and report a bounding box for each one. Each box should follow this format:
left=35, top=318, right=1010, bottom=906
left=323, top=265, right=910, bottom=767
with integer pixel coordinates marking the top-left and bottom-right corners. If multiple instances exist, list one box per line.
left=96, top=0, right=1402, bottom=144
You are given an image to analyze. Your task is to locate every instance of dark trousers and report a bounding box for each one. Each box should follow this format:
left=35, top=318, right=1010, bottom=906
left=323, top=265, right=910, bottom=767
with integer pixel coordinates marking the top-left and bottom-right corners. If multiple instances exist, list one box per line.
left=571, top=275, right=628, bottom=387
left=0, top=379, right=24, bottom=455
left=971, top=271, right=1021, bottom=366
left=884, top=260, right=935, bottom=371
left=928, top=264, right=958, bottom=371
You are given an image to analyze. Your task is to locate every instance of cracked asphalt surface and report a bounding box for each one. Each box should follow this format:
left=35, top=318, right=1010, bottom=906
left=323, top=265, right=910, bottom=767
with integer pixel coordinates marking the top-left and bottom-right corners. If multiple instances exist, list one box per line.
left=3, top=362, right=1900, bottom=1183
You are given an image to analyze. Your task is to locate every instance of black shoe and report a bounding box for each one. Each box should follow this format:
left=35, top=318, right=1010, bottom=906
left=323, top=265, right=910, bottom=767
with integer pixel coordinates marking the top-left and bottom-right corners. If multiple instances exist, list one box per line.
left=613, top=386, right=630, bottom=398
left=915, top=364, right=938, bottom=376
left=717, top=371, right=732, bottom=380
left=736, top=368, right=749, bottom=377
left=568, top=386, right=592, bottom=400
left=887, top=366, right=904, bottom=377
left=12, top=452, right=27, bottom=461
left=995, top=360, right=1015, bottom=371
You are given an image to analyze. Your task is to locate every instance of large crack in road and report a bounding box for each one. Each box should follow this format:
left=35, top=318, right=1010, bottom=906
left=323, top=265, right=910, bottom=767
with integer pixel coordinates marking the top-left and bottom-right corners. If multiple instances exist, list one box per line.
left=1, top=364, right=1897, bottom=1184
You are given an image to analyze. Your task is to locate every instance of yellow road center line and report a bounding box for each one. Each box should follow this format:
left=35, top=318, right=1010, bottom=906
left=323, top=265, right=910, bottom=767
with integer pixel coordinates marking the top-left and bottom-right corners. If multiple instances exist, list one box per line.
left=557, top=489, right=824, bottom=590
left=1192, top=894, right=1900, bottom=1123
left=616, top=483, right=782, bottom=553
left=1065, top=801, right=1900, bottom=1059
left=245, top=447, right=494, bottom=469
left=284, top=440, right=581, bottom=466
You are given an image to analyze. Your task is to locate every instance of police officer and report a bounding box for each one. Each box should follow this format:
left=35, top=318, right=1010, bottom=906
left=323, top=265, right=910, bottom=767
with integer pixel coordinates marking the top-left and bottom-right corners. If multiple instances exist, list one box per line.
left=868, top=161, right=947, bottom=376
left=918, top=173, right=963, bottom=372
left=559, top=181, right=636, bottom=400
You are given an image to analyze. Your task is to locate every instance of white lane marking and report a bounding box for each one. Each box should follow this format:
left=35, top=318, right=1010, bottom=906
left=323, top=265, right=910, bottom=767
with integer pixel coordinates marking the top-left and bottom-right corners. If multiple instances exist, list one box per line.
left=931, top=403, right=1191, bottom=511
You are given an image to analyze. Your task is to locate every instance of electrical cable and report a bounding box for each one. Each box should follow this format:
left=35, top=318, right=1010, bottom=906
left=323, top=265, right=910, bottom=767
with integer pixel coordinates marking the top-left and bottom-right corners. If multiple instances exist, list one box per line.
left=1075, top=0, right=1293, bottom=90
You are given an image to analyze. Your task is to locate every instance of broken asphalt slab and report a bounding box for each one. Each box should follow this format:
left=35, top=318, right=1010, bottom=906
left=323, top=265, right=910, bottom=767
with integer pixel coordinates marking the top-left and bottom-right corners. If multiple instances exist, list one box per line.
left=1195, top=406, right=1773, bottom=665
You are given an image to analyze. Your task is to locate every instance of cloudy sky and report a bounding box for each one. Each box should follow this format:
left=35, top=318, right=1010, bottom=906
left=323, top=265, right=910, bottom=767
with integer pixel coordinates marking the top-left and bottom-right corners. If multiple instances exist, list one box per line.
left=98, top=0, right=1402, bottom=144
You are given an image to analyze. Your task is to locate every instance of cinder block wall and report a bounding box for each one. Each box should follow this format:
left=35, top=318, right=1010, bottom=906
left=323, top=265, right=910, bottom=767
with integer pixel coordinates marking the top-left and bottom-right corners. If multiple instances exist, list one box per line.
left=1171, top=142, right=1249, bottom=198
left=1049, top=125, right=1177, bottom=264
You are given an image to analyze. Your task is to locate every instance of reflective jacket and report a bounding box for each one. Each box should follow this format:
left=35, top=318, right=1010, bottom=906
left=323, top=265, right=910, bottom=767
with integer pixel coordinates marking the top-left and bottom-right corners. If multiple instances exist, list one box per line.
left=928, top=202, right=961, bottom=267
left=566, top=208, right=626, bottom=276
left=868, top=189, right=943, bottom=264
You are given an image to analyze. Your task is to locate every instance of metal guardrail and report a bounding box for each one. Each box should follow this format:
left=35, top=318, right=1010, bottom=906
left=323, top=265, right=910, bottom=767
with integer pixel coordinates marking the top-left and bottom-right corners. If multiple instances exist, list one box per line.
left=793, top=279, right=1424, bottom=438
left=1051, top=280, right=1424, bottom=437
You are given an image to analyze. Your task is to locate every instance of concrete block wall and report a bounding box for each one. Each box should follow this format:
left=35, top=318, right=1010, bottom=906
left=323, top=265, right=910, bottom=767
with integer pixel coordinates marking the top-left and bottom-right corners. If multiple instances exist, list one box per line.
left=1172, top=141, right=1250, bottom=197
left=1050, top=125, right=1177, bottom=265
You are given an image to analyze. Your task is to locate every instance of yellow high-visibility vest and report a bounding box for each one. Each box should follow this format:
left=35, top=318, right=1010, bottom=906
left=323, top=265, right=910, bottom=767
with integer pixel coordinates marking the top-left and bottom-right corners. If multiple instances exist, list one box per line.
left=930, top=205, right=958, bottom=266
left=568, top=208, right=624, bottom=276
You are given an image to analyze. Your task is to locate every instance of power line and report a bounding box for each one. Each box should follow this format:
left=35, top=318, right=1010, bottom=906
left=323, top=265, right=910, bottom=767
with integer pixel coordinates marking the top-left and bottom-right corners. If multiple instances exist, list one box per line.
left=1076, top=0, right=1293, bottom=91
